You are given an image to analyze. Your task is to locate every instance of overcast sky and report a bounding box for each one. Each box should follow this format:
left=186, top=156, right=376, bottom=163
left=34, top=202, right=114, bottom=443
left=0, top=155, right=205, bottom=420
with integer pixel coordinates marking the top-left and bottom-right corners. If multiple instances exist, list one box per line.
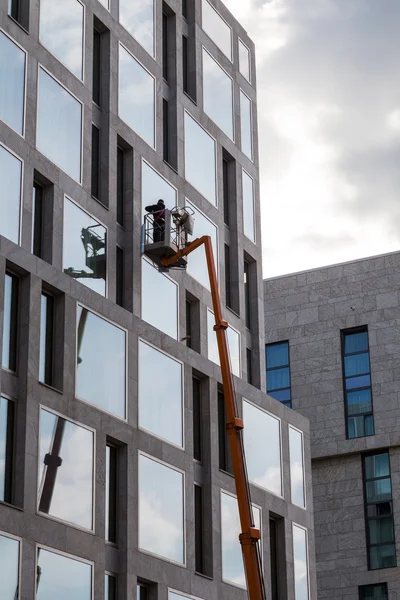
left=224, top=0, right=400, bottom=277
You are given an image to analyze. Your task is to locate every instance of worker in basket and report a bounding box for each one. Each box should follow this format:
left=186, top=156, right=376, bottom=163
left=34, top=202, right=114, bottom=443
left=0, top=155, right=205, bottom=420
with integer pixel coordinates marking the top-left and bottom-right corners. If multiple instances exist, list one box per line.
left=145, top=198, right=166, bottom=242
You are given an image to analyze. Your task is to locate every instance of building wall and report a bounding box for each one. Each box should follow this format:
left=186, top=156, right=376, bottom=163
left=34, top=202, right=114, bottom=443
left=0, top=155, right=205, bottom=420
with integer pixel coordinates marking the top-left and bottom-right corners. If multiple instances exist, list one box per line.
left=0, top=0, right=316, bottom=599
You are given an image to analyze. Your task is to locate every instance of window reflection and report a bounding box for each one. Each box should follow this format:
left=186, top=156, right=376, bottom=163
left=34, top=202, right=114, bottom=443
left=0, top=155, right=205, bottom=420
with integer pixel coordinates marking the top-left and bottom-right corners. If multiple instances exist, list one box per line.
left=201, top=0, right=232, bottom=60
left=142, top=259, right=178, bottom=339
left=39, top=0, right=84, bottom=79
left=139, top=454, right=184, bottom=564
left=243, top=400, right=282, bottom=496
left=221, top=490, right=261, bottom=587
left=293, top=525, right=309, bottom=600
left=63, top=197, right=107, bottom=296
left=240, top=91, right=253, bottom=161
left=105, top=573, right=116, bottom=600
left=186, top=200, right=217, bottom=290
left=141, top=160, right=177, bottom=217
left=38, top=408, right=94, bottom=530
left=118, top=45, right=155, bottom=148
left=184, top=112, right=216, bottom=206
left=242, top=170, right=255, bottom=242
left=36, top=547, right=92, bottom=600
left=202, top=48, right=233, bottom=140
left=139, top=341, right=183, bottom=447
left=207, top=310, right=241, bottom=378
left=37, top=68, right=82, bottom=183
left=0, top=533, right=19, bottom=600
left=289, top=426, right=305, bottom=508
left=0, top=397, right=14, bottom=503
left=2, top=273, right=18, bottom=372
left=239, top=40, right=250, bottom=82
left=0, top=145, right=22, bottom=244
left=0, top=31, right=25, bottom=134
left=76, top=306, right=126, bottom=419
left=119, top=0, right=154, bottom=57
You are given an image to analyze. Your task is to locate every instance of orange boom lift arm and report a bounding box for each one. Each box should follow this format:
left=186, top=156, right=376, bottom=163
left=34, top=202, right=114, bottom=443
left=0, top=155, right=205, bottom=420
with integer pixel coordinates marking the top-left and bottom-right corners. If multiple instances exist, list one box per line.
left=161, top=236, right=266, bottom=600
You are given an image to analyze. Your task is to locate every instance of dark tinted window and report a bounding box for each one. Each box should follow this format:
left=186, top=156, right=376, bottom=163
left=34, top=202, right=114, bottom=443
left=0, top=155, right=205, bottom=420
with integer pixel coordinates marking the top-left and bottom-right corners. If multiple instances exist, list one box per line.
left=266, top=342, right=291, bottom=407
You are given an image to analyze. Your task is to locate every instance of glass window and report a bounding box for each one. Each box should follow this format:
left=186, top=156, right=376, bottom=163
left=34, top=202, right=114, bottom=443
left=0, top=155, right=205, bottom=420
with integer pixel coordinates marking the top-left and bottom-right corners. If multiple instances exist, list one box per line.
left=119, top=0, right=154, bottom=57
left=289, top=426, right=305, bottom=508
left=201, top=0, right=232, bottom=61
left=105, top=573, right=116, bottom=600
left=293, top=525, right=309, bottom=600
left=242, top=170, right=255, bottom=242
left=266, top=342, right=291, bottom=407
left=207, top=310, right=240, bottom=378
left=38, top=408, right=94, bottom=530
left=76, top=306, right=126, bottom=419
left=138, top=341, right=183, bottom=447
left=141, top=160, right=177, bottom=217
left=39, top=0, right=84, bottom=79
left=141, top=258, right=178, bottom=339
left=169, top=593, right=202, bottom=600
left=239, top=39, right=250, bottom=81
left=118, top=45, right=155, bottom=148
left=0, top=397, right=14, bottom=503
left=243, top=400, right=282, bottom=496
left=138, top=453, right=184, bottom=564
left=359, top=584, right=388, bottom=600
left=137, top=584, right=148, bottom=600
left=105, top=445, right=117, bottom=543
left=0, top=31, right=26, bottom=135
left=186, top=200, right=217, bottom=290
left=0, top=144, right=22, bottom=244
left=0, top=533, right=19, bottom=599
left=36, top=547, right=92, bottom=600
left=37, top=68, right=82, bottom=183
left=32, top=182, right=44, bottom=258
left=240, top=90, right=253, bottom=161
left=202, top=48, right=233, bottom=140
left=184, top=112, right=216, bottom=206
left=2, top=273, right=18, bottom=372
left=39, top=293, right=54, bottom=385
left=63, top=197, right=107, bottom=297
left=221, top=490, right=261, bottom=587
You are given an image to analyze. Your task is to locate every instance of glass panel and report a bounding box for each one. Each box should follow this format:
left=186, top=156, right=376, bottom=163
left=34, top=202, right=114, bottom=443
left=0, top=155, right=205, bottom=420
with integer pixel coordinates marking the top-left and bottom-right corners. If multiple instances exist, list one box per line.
left=37, top=68, right=82, bottom=183
left=289, top=427, right=305, bottom=508
left=344, top=353, right=370, bottom=377
left=293, top=525, right=309, bottom=600
left=0, top=31, right=25, bottom=134
left=186, top=200, right=217, bottom=290
left=119, top=0, right=154, bottom=57
left=266, top=343, right=289, bottom=368
left=63, top=197, right=107, bottom=296
left=366, top=478, right=392, bottom=504
left=105, top=445, right=117, bottom=543
left=0, top=145, right=22, bottom=244
left=269, top=388, right=291, bottom=402
left=105, top=573, right=116, bottom=600
left=201, top=0, right=232, bottom=60
left=138, top=454, right=184, bottom=564
left=243, top=400, right=282, bottom=495
left=347, top=389, right=372, bottom=416
left=141, top=259, right=178, bottom=339
left=76, top=306, right=126, bottom=419
left=365, top=415, right=375, bottom=436
left=39, top=0, right=84, bottom=79
left=118, top=45, right=155, bottom=148
left=346, top=374, right=371, bottom=390
left=242, top=170, right=255, bottom=242
left=37, top=548, right=92, bottom=599
left=0, top=397, right=12, bottom=501
left=365, top=453, right=390, bottom=479
left=138, top=341, right=183, bottom=447
left=99, top=0, right=109, bottom=7
left=240, top=91, right=252, bottom=160
left=267, top=368, right=290, bottom=391
left=202, top=48, right=233, bottom=139
left=39, top=293, right=53, bottom=385
left=239, top=39, right=250, bottom=81
left=0, top=534, right=19, bottom=600
left=137, top=584, right=148, bottom=600
left=360, top=584, right=388, bottom=600
left=141, top=160, right=177, bottom=217
left=344, top=331, right=368, bottom=354
left=38, top=408, right=93, bottom=529
left=207, top=310, right=241, bottom=378
left=369, top=517, right=394, bottom=544
left=369, top=544, right=396, bottom=570
left=221, top=491, right=260, bottom=587
left=2, top=273, right=18, bottom=371
left=184, top=112, right=216, bottom=206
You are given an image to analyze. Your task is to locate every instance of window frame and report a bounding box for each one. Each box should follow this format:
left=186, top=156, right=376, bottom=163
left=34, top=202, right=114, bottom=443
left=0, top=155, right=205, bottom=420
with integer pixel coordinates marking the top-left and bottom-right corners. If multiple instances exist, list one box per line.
left=201, top=0, right=233, bottom=62
left=0, top=529, right=21, bottom=599
left=0, top=142, right=24, bottom=247
left=292, top=523, right=310, bottom=600
left=358, top=583, right=388, bottom=600
left=168, top=590, right=205, bottom=600
left=242, top=168, right=256, bottom=243
left=39, top=291, right=55, bottom=386
left=265, top=340, right=292, bottom=407
left=105, top=443, right=118, bottom=545
left=105, top=571, right=117, bottom=600
left=2, top=270, right=19, bottom=373
left=184, top=111, right=218, bottom=207
left=141, top=256, right=179, bottom=340
left=201, top=46, right=234, bottom=141
left=238, top=38, right=251, bottom=83
left=0, top=28, right=27, bottom=138
left=239, top=89, right=253, bottom=162
left=185, top=198, right=219, bottom=289
left=118, top=0, right=156, bottom=58
left=288, top=424, right=306, bottom=509
left=0, top=394, right=15, bottom=505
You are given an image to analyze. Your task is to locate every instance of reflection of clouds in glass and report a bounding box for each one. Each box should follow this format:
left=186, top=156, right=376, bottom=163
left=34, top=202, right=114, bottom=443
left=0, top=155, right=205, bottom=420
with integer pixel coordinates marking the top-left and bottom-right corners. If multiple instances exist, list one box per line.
left=243, top=400, right=282, bottom=496
left=240, top=91, right=253, bottom=160
left=38, top=409, right=93, bottom=530
left=39, top=0, right=84, bottom=78
left=0, top=31, right=25, bottom=134
left=239, top=40, right=250, bottom=81
left=242, top=170, right=255, bottom=242
left=142, top=259, right=178, bottom=339
left=0, top=534, right=19, bottom=599
left=202, top=49, right=233, bottom=139
left=37, top=548, right=92, bottom=600
left=184, top=113, right=217, bottom=206
left=293, top=525, right=309, bottom=600
left=186, top=200, right=217, bottom=290
left=118, top=46, right=155, bottom=147
left=0, top=145, right=21, bottom=244
left=76, top=306, right=126, bottom=418
left=207, top=310, right=241, bottom=377
left=289, top=427, right=305, bottom=507
left=139, top=454, right=184, bottom=564
left=138, top=341, right=183, bottom=446
left=119, top=0, right=154, bottom=56
left=201, top=0, right=232, bottom=60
